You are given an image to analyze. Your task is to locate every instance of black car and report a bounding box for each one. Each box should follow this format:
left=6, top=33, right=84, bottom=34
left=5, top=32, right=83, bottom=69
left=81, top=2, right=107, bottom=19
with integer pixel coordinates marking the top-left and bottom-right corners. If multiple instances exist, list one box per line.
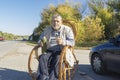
left=89, top=35, right=120, bottom=74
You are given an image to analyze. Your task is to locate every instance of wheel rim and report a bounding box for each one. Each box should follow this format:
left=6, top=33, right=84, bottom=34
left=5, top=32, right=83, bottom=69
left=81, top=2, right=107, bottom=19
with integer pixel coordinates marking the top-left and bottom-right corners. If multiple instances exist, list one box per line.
left=28, top=47, right=39, bottom=80
left=93, top=56, right=102, bottom=72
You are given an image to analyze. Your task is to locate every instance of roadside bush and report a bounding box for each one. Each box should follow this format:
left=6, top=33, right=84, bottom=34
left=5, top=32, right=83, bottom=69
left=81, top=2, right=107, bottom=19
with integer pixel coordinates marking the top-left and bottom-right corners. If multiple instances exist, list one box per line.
left=83, top=17, right=105, bottom=42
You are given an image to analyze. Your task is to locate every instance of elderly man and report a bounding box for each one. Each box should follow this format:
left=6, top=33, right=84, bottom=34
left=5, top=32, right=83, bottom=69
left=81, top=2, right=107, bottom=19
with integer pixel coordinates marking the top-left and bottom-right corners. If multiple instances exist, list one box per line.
left=37, top=14, right=75, bottom=80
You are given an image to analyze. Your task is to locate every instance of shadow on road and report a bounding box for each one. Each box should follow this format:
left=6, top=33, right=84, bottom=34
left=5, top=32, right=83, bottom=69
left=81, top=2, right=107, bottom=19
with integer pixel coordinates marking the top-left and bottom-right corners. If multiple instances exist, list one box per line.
left=0, top=67, right=32, bottom=80
left=78, top=64, right=120, bottom=80
left=0, top=65, right=120, bottom=80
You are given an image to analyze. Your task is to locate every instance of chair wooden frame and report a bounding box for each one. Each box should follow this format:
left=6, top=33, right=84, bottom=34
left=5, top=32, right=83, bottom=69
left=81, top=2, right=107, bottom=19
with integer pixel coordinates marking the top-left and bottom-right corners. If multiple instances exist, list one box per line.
left=59, top=45, right=79, bottom=80
left=28, top=45, right=78, bottom=80
left=28, top=46, right=39, bottom=80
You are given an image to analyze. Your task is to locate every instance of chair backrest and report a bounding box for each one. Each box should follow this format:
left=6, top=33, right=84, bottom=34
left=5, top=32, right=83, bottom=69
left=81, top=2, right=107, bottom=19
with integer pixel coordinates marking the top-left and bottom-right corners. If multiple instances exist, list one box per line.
left=62, top=20, right=77, bottom=67
left=65, top=46, right=75, bottom=67
left=63, top=20, right=76, bottom=40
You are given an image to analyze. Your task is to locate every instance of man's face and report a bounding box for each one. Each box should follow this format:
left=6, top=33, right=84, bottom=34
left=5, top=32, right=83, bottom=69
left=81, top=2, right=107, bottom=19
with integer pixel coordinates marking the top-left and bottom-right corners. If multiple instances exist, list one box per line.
left=52, top=16, right=62, bottom=30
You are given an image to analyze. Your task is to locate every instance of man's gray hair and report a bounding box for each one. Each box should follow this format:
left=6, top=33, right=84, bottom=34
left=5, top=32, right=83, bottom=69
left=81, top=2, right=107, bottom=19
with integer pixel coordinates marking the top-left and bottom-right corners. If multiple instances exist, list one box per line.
left=52, top=14, right=62, bottom=20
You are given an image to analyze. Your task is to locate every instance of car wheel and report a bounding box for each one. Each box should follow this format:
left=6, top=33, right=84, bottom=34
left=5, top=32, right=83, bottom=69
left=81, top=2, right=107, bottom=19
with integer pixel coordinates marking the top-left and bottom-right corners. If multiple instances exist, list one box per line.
left=91, top=54, right=105, bottom=74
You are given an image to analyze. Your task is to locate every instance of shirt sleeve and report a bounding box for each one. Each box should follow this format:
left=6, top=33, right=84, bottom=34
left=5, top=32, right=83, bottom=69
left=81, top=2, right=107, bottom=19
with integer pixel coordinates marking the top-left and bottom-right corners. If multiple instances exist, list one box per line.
left=63, top=27, right=75, bottom=46
left=37, top=32, right=44, bottom=45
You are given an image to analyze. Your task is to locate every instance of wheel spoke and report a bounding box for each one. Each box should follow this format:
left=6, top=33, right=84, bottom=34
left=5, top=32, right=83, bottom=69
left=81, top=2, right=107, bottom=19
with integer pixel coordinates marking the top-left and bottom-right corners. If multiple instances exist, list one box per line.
left=93, top=56, right=101, bottom=71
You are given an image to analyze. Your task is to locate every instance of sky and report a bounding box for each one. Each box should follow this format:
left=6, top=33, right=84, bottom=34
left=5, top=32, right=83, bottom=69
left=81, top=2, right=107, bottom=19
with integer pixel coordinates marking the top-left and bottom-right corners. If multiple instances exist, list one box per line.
left=0, top=0, right=87, bottom=36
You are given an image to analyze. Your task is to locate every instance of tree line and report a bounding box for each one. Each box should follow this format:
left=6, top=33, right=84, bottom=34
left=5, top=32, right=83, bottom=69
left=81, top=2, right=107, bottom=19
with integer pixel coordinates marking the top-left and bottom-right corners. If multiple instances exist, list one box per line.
left=0, top=31, right=28, bottom=40
left=0, top=31, right=15, bottom=40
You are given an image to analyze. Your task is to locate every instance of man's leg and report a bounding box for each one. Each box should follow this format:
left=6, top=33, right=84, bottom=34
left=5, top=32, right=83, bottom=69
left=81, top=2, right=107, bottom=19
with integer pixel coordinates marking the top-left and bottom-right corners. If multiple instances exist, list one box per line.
left=49, top=54, right=60, bottom=80
left=37, top=52, right=52, bottom=80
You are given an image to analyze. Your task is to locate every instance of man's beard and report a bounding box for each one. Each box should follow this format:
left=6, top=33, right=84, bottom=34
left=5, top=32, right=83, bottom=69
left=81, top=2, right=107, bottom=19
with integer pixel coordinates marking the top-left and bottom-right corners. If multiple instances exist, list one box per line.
left=53, top=25, right=60, bottom=31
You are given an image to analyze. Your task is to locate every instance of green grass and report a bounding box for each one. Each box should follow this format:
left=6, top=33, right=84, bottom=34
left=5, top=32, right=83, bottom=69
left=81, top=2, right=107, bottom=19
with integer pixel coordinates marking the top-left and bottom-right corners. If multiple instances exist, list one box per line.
left=75, top=41, right=107, bottom=50
left=26, top=41, right=37, bottom=46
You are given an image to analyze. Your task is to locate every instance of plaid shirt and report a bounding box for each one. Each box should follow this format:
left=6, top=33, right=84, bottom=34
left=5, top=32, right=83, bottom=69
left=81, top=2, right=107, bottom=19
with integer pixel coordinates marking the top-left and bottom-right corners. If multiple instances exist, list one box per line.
left=38, top=25, right=75, bottom=51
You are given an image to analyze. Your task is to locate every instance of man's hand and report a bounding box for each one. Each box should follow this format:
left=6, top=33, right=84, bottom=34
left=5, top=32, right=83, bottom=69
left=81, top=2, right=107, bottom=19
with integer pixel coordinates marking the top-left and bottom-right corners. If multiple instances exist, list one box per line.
left=56, top=37, right=63, bottom=45
left=38, top=41, right=43, bottom=47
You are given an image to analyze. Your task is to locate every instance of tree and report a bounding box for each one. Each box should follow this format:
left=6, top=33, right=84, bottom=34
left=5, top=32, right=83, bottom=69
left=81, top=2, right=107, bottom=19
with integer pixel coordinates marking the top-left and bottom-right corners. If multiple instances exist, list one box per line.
left=83, top=17, right=104, bottom=41
left=34, top=3, right=83, bottom=43
left=107, top=0, right=120, bottom=36
left=0, top=31, right=3, bottom=36
left=88, top=0, right=115, bottom=39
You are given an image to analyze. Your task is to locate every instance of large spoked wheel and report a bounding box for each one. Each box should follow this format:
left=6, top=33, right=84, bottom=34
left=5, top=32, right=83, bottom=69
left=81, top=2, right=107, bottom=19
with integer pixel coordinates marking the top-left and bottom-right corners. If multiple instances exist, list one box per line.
left=59, top=46, right=78, bottom=80
left=28, top=46, right=40, bottom=80
left=91, top=54, right=105, bottom=74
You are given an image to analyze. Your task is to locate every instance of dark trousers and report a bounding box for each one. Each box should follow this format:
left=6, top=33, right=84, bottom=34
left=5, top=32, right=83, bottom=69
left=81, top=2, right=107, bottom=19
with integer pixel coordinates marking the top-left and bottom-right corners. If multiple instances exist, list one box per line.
left=37, top=51, right=61, bottom=80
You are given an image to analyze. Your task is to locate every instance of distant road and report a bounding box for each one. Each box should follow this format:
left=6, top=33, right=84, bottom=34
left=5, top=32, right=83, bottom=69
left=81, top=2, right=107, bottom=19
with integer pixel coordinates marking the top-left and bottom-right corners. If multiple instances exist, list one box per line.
left=0, top=41, right=18, bottom=58
left=0, top=41, right=33, bottom=80
left=0, top=41, right=120, bottom=80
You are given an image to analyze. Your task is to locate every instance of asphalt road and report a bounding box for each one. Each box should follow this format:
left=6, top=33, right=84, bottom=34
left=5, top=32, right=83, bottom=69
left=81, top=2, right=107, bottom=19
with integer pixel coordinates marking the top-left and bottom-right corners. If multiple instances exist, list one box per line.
left=0, top=41, right=120, bottom=80
left=0, top=41, right=18, bottom=58
left=75, top=50, right=120, bottom=80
